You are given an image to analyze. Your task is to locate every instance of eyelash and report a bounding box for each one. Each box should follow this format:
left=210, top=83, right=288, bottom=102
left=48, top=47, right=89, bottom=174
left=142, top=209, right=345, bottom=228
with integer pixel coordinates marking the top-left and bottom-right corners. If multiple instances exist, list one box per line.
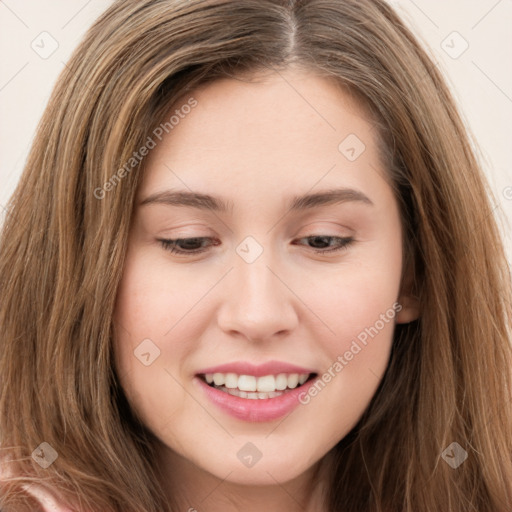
left=157, top=235, right=355, bottom=256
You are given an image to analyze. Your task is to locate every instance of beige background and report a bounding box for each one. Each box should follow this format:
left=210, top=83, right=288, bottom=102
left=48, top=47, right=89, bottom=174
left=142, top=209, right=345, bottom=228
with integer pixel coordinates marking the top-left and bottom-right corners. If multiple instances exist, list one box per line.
left=1, top=0, right=511, bottom=263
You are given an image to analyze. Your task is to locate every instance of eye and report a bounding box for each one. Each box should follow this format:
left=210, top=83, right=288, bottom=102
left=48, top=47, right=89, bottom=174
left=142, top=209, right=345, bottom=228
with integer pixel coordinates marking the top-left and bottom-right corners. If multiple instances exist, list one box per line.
left=293, top=235, right=355, bottom=254
left=157, top=235, right=354, bottom=256
left=158, top=237, right=218, bottom=255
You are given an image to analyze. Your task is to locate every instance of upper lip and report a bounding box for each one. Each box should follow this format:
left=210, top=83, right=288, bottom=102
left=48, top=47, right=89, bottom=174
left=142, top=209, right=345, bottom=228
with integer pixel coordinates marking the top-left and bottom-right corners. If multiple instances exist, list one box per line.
left=196, top=360, right=317, bottom=377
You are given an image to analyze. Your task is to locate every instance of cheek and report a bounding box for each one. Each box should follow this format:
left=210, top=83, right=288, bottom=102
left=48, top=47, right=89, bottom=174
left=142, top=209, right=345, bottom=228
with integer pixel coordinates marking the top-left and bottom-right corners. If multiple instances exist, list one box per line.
left=112, top=252, right=194, bottom=429
left=308, top=244, right=402, bottom=357
left=293, top=238, right=403, bottom=442
left=113, top=243, right=202, bottom=346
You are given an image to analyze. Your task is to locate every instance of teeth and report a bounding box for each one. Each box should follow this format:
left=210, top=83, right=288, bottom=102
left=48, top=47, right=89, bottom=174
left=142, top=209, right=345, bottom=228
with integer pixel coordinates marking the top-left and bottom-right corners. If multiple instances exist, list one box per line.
left=287, top=374, right=299, bottom=389
left=275, top=374, right=288, bottom=390
left=238, top=375, right=257, bottom=392
left=224, top=373, right=238, bottom=389
left=227, top=388, right=248, bottom=398
left=221, top=387, right=284, bottom=399
left=202, top=372, right=312, bottom=394
left=256, top=375, right=275, bottom=392
left=213, top=373, right=225, bottom=386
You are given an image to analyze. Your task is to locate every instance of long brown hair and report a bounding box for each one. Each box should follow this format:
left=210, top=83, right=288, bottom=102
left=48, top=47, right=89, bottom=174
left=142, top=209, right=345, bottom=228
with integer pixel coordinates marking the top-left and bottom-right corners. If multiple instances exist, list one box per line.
left=1, top=0, right=511, bottom=510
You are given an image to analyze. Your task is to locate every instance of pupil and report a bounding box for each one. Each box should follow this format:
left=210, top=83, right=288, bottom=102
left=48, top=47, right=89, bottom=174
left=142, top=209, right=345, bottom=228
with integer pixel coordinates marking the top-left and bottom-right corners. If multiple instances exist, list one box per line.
left=181, top=238, right=201, bottom=249
left=311, top=236, right=329, bottom=248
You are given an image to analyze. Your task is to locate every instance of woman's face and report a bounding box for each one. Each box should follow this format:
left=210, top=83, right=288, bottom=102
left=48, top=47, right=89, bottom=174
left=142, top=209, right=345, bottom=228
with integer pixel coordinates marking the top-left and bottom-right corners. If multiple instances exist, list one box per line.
left=113, top=67, right=418, bottom=487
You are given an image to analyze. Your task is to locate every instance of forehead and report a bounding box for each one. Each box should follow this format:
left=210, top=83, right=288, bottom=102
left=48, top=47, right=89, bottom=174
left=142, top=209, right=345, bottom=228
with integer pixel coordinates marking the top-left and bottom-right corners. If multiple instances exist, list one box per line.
left=138, top=68, right=390, bottom=209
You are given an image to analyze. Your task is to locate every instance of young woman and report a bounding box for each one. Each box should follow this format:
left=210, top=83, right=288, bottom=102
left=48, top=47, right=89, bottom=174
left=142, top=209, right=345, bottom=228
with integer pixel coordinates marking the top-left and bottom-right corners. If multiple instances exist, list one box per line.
left=1, top=0, right=511, bottom=511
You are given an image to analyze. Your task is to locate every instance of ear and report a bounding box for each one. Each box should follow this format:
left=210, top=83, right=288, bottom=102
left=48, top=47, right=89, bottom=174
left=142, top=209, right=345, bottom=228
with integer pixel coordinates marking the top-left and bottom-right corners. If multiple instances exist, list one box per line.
left=395, top=293, right=420, bottom=324
left=395, top=256, right=420, bottom=324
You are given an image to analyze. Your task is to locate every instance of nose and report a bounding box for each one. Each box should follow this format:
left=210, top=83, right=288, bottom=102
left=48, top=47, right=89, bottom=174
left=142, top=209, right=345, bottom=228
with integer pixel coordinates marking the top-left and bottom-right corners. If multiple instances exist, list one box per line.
left=216, top=249, right=299, bottom=343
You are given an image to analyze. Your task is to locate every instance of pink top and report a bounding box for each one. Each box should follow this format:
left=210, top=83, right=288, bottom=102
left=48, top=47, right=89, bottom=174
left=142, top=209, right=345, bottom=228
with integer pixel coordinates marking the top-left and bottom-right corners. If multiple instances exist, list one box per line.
left=0, top=456, right=73, bottom=511
left=22, top=483, right=74, bottom=511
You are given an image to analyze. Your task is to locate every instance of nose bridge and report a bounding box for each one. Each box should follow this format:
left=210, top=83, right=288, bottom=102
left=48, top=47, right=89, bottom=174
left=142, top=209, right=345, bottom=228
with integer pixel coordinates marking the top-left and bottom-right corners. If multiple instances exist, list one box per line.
left=237, top=247, right=276, bottom=299
left=217, top=236, right=298, bottom=340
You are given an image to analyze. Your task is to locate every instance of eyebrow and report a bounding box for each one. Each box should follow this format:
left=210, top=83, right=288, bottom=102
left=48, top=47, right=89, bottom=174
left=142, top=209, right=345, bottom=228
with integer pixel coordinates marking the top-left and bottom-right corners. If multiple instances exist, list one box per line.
left=139, top=188, right=374, bottom=212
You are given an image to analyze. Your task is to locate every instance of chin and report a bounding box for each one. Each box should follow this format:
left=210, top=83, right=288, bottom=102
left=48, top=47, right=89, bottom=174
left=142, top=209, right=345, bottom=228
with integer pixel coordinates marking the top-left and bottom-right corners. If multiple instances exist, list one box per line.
left=202, top=450, right=321, bottom=486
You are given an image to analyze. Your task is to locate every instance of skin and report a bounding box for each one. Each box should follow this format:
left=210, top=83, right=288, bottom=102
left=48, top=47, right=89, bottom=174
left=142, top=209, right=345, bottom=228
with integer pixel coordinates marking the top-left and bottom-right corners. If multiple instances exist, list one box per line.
left=112, top=66, right=419, bottom=512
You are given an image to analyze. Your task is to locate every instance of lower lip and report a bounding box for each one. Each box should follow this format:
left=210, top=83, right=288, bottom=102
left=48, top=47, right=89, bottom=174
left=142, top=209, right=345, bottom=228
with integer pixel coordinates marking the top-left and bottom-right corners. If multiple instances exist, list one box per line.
left=195, top=376, right=318, bottom=422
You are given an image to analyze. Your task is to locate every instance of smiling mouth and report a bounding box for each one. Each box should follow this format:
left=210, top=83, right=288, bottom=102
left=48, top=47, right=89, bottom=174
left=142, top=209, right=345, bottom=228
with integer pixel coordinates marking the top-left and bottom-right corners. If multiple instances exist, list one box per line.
left=198, top=372, right=317, bottom=399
